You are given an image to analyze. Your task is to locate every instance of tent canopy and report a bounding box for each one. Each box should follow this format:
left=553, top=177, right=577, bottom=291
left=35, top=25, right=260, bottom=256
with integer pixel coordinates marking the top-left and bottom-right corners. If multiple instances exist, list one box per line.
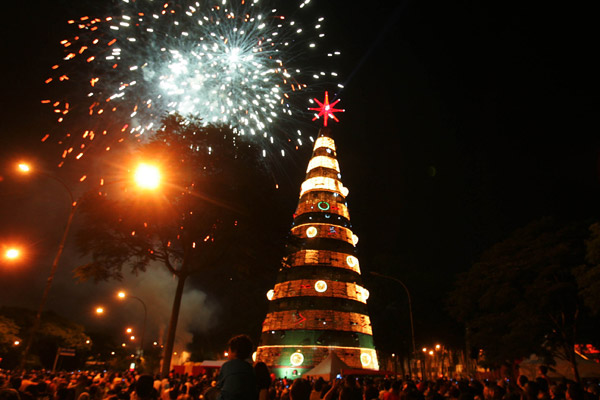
left=303, top=352, right=351, bottom=381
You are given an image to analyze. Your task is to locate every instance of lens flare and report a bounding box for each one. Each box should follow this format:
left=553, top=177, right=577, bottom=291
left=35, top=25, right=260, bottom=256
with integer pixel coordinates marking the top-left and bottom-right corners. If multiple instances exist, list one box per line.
left=134, top=164, right=161, bottom=190
left=5, top=248, right=20, bottom=260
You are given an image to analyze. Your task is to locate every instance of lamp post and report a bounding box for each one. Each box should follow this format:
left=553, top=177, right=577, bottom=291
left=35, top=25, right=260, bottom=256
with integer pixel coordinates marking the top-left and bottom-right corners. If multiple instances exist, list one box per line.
left=16, top=161, right=160, bottom=369
left=435, top=343, right=446, bottom=377
left=370, top=271, right=417, bottom=379
left=117, top=291, right=147, bottom=358
left=18, top=164, right=77, bottom=369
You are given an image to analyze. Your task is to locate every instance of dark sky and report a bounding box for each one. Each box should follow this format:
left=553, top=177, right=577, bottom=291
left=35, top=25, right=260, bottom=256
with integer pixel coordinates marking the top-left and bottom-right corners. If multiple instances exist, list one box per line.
left=0, top=0, right=597, bottom=359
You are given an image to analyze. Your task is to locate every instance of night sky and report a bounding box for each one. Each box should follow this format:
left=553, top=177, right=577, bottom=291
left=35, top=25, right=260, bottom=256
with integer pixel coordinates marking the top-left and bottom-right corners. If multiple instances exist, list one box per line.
left=0, top=0, right=597, bottom=360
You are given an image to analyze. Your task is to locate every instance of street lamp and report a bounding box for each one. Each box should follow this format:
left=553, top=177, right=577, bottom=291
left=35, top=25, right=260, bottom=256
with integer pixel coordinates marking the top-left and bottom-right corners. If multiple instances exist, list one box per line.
left=17, top=163, right=31, bottom=173
left=117, top=290, right=147, bottom=358
left=4, top=247, right=20, bottom=260
left=17, top=163, right=77, bottom=369
left=370, top=271, right=418, bottom=379
left=435, top=343, right=446, bottom=377
left=134, top=163, right=161, bottom=190
left=16, top=162, right=159, bottom=368
left=6, top=249, right=19, bottom=259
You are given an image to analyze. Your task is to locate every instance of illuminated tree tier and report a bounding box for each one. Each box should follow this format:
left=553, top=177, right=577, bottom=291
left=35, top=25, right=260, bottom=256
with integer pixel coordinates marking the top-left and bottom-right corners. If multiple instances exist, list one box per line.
left=256, top=127, right=379, bottom=378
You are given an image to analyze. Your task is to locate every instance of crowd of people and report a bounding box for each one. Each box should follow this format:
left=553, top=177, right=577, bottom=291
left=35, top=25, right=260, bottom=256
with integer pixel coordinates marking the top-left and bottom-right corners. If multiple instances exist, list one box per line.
left=0, top=371, right=599, bottom=400
left=1, top=367, right=598, bottom=400
left=1, top=336, right=598, bottom=400
left=0, top=365, right=600, bottom=400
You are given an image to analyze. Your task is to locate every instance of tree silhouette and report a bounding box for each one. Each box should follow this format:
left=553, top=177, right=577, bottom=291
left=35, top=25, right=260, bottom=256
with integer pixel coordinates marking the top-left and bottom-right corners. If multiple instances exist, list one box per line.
left=74, top=114, right=283, bottom=376
left=447, top=217, right=594, bottom=382
left=0, top=306, right=91, bottom=369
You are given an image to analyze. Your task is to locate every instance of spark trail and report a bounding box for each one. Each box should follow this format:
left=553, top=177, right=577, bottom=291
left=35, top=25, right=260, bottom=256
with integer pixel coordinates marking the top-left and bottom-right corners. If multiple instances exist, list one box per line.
left=43, top=0, right=342, bottom=166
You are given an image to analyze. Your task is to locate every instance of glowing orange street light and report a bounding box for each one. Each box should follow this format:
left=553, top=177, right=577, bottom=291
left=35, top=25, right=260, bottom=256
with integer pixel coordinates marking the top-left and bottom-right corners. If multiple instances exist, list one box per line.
left=117, top=290, right=147, bottom=357
left=6, top=248, right=19, bottom=259
left=95, top=307, right=104, bottom=315
left=4, top=248, right=20, bottom=260
left=17, top=161, right=160, bottom=368
left=134, top=163, right=161, bottom=190
left=17, top=163, right=31, bottom=173
left=126, top=327, right=133, bottom=334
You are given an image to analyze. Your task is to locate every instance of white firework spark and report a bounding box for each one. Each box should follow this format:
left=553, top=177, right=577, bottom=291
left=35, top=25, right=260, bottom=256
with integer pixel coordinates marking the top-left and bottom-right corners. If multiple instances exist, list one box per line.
left=43, top=0, right=341, bottom=164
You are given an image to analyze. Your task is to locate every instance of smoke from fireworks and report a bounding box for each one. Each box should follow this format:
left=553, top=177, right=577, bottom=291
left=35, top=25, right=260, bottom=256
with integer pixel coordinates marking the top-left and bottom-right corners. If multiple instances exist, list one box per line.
left=43, top=0, right=341, bottom=166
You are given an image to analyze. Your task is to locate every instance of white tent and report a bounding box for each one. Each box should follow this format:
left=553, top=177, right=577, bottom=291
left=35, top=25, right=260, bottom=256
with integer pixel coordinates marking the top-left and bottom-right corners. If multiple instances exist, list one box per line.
left=303, top=352, right=351, bottom=381
left=518, top=354, right=600, bottom=381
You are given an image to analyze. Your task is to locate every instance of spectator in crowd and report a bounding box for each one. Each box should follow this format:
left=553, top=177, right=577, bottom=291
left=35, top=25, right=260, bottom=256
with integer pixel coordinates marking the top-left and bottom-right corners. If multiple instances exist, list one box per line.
left=290, top=379, right=311, bottom=400
left=0, top=389, right=21, bottom=400
left=216, top=334, right=257, bottom=400
left=254, top=362, right=271, bottom=400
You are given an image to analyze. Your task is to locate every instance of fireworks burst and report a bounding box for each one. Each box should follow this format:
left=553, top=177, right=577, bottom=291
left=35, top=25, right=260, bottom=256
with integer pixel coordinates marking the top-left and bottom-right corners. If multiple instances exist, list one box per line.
left=43, top=0, right=342, bottom=165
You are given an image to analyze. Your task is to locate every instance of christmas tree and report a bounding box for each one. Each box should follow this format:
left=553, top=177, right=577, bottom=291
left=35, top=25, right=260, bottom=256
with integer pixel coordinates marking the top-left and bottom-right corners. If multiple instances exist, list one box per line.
left=255, top=93, right=379, bottom=378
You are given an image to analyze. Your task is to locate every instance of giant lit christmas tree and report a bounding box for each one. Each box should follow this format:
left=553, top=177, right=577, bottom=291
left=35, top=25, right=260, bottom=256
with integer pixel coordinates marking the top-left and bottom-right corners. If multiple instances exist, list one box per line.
left=255, top=93, right=379, bottom=378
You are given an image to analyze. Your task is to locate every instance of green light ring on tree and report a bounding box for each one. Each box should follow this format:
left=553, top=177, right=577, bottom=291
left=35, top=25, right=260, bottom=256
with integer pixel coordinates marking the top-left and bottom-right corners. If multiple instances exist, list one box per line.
left=317, top=201, right=330, bottom=211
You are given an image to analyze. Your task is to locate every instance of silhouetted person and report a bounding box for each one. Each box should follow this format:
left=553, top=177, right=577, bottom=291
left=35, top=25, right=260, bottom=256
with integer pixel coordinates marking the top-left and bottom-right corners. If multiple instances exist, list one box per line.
left=290, top=379, right=312, bottom=400
left=135, top=375, right=158, bottom=400
left=0, top=389, right=21, bottom=400
left=217, top=334, right=257, bottom=400
left=566, top=384, right=584, bottom=400
left=364, top=378, right=379, bottom=400
left=254, top=362, right=272, bottom=400
left=203, top=381, right=220, bottom=400
left=9, top=377, right=33, bottom=400
left=310, top=378, right=325, bottom=400
left=339, top=377, right=362, bottom=400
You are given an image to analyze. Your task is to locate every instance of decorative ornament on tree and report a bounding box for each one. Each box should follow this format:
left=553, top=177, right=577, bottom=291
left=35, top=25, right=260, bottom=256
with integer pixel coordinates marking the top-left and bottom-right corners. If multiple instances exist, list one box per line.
left=309, top=91, right=345, bottom=126
left=290, top=352, right=304, bottom=366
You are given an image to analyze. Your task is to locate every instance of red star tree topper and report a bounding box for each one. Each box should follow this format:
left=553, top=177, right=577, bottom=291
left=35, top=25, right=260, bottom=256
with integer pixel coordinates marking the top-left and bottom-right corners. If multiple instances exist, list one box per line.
left=309, top=91, right=345, bottom=127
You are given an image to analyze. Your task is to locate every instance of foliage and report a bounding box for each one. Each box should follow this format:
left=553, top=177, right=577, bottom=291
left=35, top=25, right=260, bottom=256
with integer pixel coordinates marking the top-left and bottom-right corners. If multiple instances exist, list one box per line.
left=73, top=114, right=286, bottom=375
left=74, top=114, right=279, bottom=282
left=40, top=316, right=90, bottom=350
left=0, top=307, right=91, bottom=368
left=447, top=217, right=590, bottom=375
left=0, top=315, right=20, bottom=350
